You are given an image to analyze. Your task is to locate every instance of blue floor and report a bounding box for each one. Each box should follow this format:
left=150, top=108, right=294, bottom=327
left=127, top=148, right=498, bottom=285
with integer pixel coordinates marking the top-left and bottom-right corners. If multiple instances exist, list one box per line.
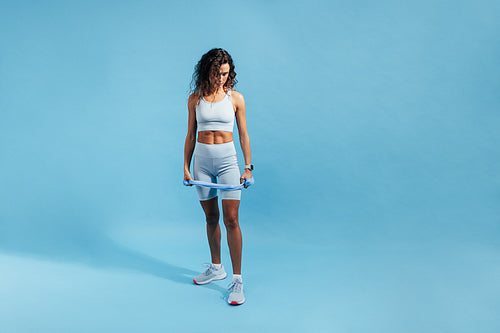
left=1, top=216, right=498, bottom=332
left=1, top=0, right=499, bottom=332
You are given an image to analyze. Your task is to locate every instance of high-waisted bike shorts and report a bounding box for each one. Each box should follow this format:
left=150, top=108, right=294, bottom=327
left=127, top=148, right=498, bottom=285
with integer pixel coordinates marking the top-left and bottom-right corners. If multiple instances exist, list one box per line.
left=193, top=141, right=241, bottom=201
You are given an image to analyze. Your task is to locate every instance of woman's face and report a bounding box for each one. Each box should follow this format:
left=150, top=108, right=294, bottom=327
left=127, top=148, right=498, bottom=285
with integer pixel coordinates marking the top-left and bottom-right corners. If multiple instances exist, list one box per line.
left=211, top=63, right=230, bottom=89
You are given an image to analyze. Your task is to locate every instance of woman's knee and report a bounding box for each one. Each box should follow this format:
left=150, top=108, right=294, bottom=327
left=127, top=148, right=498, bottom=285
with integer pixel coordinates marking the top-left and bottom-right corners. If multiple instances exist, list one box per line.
left=205, top=211, right=220, bottom=225
left=222, top=199, right=240, bottom=229
left=223, top=213, right=239, bottom=229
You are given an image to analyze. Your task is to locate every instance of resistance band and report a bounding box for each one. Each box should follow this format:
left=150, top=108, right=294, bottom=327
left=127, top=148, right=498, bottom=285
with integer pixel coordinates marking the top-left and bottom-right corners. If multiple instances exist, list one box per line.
left=183, top=177, right=254, bottom=191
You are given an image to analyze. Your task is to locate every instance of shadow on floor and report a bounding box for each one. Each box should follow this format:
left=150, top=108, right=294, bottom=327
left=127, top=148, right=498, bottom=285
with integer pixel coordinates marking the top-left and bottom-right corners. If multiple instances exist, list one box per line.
left=0, top=220, right=228, bottom=297
left=0, top=191, right=230, bottom=296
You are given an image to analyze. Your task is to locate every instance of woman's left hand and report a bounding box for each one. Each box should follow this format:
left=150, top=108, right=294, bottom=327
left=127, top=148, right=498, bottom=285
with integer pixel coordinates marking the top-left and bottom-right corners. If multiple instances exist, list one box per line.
left=240, top=170, right=252, bottom=188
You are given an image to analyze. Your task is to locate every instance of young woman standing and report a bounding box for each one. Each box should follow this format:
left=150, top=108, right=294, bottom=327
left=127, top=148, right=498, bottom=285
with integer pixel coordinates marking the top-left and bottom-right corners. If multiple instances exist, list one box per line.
left=184, top=48, right=253, bottom=305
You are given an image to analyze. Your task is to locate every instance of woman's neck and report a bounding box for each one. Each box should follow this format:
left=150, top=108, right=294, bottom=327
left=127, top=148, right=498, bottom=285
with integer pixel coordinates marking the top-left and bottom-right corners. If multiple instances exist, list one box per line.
left=206, top=87, right=226, bottom=97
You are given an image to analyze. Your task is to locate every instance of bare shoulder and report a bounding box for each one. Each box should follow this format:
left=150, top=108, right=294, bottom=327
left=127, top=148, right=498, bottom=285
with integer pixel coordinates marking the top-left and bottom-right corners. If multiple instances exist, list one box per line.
left=231, top=89, right=245, bottom=101
left=188, top=92, right=199, bottom=109
left=231, top=90, right=245, bottom=109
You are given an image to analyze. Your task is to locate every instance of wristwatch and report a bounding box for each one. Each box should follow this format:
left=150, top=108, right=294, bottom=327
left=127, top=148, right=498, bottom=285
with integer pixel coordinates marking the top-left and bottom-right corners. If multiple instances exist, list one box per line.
left=245, top=164, right=254, bottom=171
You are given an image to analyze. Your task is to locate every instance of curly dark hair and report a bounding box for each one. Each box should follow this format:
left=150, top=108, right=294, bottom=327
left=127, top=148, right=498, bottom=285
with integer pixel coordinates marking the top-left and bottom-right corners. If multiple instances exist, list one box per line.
left=190, top=48, right=237, bottom=100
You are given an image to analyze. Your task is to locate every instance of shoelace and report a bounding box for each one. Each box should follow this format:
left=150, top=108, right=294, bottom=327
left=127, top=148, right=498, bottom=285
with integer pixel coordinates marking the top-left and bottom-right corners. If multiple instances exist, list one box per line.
left=202, top=263, right=217, bottom=276
left=206, top=268, right=215, bottom=276
left=228, top=280, right=242, bottom=293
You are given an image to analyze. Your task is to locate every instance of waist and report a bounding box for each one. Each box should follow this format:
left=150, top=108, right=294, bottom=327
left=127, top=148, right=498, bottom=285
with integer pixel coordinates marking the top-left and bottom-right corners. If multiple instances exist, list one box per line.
left=194, top=141, right=236, bottom=158
left=197, top=131, right=233, bottom=144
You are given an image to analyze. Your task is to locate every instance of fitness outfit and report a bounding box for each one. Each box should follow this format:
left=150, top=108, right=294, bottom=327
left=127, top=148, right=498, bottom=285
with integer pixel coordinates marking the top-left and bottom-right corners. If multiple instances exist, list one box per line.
left=193, top=90, right=241, bottom=201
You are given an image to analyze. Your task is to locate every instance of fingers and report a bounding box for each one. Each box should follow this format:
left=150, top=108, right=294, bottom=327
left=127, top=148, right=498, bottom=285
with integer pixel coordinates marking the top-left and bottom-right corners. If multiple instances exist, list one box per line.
left=240, top=176, right=248, bottom=188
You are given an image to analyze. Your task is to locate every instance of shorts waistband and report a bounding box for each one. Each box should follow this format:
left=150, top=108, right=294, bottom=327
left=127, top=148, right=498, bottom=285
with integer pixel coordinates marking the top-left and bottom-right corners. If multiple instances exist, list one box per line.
left=194, top=141, right=236, bottom=158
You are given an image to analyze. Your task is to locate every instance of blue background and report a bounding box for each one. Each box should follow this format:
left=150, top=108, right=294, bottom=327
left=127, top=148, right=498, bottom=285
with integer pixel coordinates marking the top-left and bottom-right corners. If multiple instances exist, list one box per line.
left=1, top=0, right=499, bottom=332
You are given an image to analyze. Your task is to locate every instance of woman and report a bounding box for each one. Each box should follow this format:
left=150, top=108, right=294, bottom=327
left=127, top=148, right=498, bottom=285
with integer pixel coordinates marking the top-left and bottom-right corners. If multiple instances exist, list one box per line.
left=183, top=48, right=253, bottom=305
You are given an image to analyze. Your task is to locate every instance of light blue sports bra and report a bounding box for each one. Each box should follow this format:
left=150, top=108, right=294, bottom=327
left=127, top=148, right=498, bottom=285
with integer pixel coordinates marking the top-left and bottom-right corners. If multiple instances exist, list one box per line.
left=196, top=90, right=235, bottom=133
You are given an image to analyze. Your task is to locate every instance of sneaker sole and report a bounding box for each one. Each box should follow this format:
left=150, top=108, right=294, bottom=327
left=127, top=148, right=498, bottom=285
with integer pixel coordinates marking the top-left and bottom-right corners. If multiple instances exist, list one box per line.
left=193, top=272, right=227, bottom=285
left=229, top=299, right=245, bottom=306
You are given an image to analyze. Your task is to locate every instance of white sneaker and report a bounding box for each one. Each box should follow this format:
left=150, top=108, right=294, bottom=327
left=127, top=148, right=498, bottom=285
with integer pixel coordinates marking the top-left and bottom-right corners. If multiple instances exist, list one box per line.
left=228, top=279, right=245, bottom=305
left=193, top=264, right=227, bottom=285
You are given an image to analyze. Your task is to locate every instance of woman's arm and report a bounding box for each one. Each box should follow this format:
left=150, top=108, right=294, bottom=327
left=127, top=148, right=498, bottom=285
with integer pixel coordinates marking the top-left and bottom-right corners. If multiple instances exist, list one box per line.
left=233, top=91, right=252, bottom=184
left=184, top=94, right=198, bottom=182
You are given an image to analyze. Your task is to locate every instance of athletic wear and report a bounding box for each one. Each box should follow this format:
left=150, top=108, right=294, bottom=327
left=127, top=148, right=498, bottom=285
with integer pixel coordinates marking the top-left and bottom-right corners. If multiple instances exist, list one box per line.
left=228, top=279, right=245, bottom=305
left=193, top=141, right=241, bottom=201
left=193, top=263, right=227, bottom=285
left=196, top=90, right=235, bottom=133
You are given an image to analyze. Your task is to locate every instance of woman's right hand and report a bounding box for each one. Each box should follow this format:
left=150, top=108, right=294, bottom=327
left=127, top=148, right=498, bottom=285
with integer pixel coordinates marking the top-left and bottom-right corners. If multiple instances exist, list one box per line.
left=184, top=170, right=193, bottom=186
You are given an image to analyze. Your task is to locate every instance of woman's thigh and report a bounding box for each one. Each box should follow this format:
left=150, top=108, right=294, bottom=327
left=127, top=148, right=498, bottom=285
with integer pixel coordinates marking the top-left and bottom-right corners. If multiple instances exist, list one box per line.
left=193, top=154, right=217, bottom=200
left=217, top=155, right=241, bottom=200
left=200, top=196, right=219, bottom=222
